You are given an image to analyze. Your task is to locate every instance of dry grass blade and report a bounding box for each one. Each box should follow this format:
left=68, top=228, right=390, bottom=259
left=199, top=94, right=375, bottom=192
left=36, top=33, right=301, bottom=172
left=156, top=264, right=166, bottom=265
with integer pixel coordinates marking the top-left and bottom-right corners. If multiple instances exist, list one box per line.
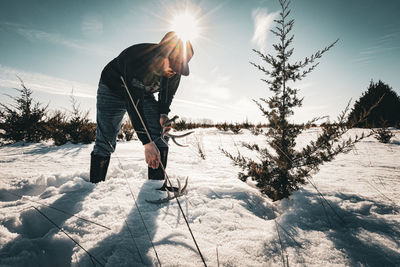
left=216, top=245, right=220, bottom=267
left=275, top=219, right=287, bottom=267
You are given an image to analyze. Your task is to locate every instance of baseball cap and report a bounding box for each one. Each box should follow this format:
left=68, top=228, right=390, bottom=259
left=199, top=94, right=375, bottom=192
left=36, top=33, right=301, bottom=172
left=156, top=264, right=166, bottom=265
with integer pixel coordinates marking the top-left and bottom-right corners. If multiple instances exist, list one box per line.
left=158, top=31, right=194, bottom=76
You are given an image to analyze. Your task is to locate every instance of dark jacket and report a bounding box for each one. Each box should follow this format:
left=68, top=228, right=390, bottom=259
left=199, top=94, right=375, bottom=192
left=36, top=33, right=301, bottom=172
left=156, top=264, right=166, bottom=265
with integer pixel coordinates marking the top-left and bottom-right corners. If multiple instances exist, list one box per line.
left=100, top=43, right=181, bottom=145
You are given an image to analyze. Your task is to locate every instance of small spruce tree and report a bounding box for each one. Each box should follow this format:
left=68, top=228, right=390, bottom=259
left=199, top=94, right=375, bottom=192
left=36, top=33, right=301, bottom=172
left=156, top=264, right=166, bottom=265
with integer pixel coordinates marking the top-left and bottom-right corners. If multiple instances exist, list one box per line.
left=46, top=110, right=69, bottom=146
left=0, top=77, right=48, bottom=143
left=373, top=119, right=394, bottom=144
left=119, top=117, right=135, bottom=141
left=223, top=0, right=371, bottom=201
left=66, top=93, right=96, bottom=144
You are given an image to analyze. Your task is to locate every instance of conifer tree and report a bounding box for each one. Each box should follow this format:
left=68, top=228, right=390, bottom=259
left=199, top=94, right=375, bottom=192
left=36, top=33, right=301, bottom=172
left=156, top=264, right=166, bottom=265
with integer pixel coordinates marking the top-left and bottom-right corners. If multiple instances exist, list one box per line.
left=46, top=110, right=68, bottom=146
left=348, top=80, right=400, bottom=128
left=373, top=119, right=394, bottom=144
left=0, top=77, right=48, bottom=143
left=66, top=94, right=96, bottom=144
left=223, top=0, right=371, bottom=201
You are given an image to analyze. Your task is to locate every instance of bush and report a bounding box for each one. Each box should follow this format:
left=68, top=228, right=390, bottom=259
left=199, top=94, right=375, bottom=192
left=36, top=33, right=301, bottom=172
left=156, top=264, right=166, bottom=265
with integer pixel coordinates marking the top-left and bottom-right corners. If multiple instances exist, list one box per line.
left=229, top=124, right=242, bottom=134
left=373, top=120, right=394, bottom=143
left=174, top=119, right=190, bottom=131
left=216, top=122, right=229, bottom=131
left=118, top=117, right=136, bottom=141
left=250, top=126, right=263, bottom=135
left=0, top=77, right=48, bottom=143
left=241, top=118, right=254, bottom=129
left=64, top=94, right=96, bottom=144
left=348, top=80, right=400, bottom=127
left=192, top=134, right=206, bottom=160
left=0, top=79, right=96, bottom=146
left=46, top=110, right=69, bottom=146
left=374, top=128, right=394, bottom=144
left=173, top=118, right=215, bottom=131
left=45, top=95, right=96, bottom=146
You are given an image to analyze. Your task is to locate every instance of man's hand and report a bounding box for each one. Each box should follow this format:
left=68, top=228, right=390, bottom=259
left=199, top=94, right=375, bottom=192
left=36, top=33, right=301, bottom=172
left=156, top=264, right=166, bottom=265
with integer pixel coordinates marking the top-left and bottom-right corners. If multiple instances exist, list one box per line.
left=160, top=114, right=172, bottom=134
left=163, top=67, right=176, bottom=78
left=144, top=142, right=160, bottom=169
left=162, top=58, right=176, bottom=78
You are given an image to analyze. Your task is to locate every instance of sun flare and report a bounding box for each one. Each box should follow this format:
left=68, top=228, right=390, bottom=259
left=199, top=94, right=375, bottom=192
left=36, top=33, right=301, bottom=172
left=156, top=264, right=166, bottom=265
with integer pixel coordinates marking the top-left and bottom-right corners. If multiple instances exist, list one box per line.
left=170, top=12, right=199, bottom=42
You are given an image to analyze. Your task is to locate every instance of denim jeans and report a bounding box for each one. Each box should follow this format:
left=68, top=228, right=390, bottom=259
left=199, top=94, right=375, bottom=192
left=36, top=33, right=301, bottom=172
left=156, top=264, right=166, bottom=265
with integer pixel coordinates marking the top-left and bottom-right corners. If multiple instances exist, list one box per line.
left=92, top=81, right=168, bottom=157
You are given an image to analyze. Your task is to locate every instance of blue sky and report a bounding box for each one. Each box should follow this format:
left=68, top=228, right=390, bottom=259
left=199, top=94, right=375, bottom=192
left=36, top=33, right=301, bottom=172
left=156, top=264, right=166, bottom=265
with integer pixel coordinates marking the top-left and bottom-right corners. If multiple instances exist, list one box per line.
left=0, top=0, right=399, bottom=123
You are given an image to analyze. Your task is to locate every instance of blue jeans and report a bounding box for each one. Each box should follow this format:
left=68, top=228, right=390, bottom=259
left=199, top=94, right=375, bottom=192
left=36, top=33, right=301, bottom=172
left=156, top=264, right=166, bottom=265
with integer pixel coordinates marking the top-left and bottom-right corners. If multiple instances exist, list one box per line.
left=92, top=81, right=168, bottom=157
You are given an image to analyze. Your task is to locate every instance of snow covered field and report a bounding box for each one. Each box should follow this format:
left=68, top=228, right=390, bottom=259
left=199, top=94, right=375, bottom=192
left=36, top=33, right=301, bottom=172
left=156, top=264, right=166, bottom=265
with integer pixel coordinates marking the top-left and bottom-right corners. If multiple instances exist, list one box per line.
left=0, top=128, right=399, bottom=267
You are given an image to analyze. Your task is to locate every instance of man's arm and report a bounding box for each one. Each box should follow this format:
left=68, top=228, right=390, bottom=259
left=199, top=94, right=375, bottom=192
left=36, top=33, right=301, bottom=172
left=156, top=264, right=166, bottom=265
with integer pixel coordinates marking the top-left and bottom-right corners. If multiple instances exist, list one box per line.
left=158, top=74, right=181, bottom=115
left=121, top=76, right=161, bottom=169
left=116, top=43, right=161, bottom=146
left=121, top=74, right=151, bottom=145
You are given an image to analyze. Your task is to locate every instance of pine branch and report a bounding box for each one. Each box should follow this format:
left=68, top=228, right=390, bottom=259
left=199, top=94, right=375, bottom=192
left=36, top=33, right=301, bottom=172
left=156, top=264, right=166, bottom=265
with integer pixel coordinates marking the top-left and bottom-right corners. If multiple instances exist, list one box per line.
left=299, top=62, right=320, bottom=79
left=302, top=116, right=328, bottom=128
left=261, top=78, right=274, bottom=85
left=284, top=35, right=294, bottom=50
left=283, top=10, right=292, bottom=20
left=252, top=49, right=275, bottom=66
left=220, top=147, right=249, bottom=169
left=253, top=99, right=270, bottom=117
left=295, top=39, right=339, bottom=71
left=242, top=142, right=260, bottom=151
left=250, top=62, right=271, bottom=75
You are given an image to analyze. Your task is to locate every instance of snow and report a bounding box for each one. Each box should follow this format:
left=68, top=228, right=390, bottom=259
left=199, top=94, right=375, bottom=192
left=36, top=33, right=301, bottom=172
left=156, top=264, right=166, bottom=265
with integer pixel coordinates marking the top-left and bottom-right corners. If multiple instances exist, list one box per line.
left=0, top=128, right=399, bottom=266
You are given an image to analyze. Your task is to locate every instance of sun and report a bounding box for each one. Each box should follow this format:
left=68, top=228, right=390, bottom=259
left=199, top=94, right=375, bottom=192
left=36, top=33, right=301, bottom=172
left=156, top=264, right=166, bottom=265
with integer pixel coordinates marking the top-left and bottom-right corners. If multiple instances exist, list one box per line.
left=170, top=12, right=199, bottom=42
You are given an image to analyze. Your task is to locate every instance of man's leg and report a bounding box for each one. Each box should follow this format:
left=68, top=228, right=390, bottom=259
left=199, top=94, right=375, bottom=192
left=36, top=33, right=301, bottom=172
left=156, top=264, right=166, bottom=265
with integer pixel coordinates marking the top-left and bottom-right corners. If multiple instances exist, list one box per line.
left=90, top=81, right=126, bottom=183
left=141, top=94, right=169, bottom=180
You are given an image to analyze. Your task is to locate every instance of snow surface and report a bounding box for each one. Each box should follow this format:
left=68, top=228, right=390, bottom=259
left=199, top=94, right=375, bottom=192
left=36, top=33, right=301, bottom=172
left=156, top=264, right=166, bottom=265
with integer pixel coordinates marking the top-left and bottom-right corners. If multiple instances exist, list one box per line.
left=0, top=128, right=399, bottom=267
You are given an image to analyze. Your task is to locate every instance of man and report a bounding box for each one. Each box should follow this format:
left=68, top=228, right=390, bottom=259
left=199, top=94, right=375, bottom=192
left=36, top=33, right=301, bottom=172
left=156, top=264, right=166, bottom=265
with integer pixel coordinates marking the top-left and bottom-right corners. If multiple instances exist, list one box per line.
left=90, top=31, right=194, bottom=187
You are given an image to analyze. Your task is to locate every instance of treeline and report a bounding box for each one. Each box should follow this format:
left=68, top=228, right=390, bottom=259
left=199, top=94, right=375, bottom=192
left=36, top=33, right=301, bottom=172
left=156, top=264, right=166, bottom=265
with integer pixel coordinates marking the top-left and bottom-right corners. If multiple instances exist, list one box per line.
left=347, top=80, right=400, bottom=128
left=1, top=78, right=398, bottom=146
left=0, top=79, right=96, bottom=146
left=0, top=79, right=268, bottom=146
left=173, top=118, right=267, bottom=135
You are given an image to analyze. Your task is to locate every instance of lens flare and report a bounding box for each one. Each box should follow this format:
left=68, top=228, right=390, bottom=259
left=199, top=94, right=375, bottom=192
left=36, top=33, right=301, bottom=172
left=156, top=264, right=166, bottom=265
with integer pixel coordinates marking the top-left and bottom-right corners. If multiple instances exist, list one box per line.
left=170, top=12, right=199, bottom=42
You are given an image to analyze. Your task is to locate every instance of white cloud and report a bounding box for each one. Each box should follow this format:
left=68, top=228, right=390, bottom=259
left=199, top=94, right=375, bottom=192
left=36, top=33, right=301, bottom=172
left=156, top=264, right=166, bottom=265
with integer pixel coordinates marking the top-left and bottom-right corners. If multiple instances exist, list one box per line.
left=174, top=98, right=225, bottom=111
left=81, top=14, right=104, bottom=38
left=184, top=72, right=232, bottom=101
left=296, top=82, right=314, bottom=90
left=16, top=27, right=86, bottom=51
left=0, top=65, right=96, bottom=98
left=351, top=29, right=400, bottom=65
left=251, top=8, right=279, bottom=52
left=1, top=22, right=111, bottom=56
left=172, top=96, right=263, bottom=123
left=207, top=86, right=231, bottom=100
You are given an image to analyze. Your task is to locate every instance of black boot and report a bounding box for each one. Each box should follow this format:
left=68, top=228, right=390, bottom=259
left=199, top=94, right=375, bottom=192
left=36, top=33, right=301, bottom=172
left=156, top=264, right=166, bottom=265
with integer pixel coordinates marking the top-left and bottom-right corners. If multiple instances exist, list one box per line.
left=90, top=152, right=110, bottom=183
left=148, top=147, right=168, bottom=180
left=148, top=147, right=180, bottom=192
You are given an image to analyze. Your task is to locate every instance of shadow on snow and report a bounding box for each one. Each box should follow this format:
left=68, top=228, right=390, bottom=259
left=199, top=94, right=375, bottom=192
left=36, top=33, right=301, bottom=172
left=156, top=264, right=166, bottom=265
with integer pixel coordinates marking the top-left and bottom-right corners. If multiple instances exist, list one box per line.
left=264, top=189, right=400, bottom=266
left=77, top=180, right=196, bottom=267
left=0, top=186, right=93, bottom=267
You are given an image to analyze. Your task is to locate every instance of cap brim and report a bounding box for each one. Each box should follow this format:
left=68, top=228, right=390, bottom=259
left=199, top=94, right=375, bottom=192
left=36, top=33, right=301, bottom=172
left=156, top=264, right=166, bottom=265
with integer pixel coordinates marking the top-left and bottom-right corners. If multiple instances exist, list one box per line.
left=161, top=33, right=193, bottom=76
left=169, top=52, right=190, bottom=76
left=180, top=63, right=190, bottom=76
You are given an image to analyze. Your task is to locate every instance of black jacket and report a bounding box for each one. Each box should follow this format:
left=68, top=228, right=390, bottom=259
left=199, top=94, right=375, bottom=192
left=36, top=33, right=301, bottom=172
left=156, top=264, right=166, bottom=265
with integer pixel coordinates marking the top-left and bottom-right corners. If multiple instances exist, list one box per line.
left=100, top=43, right=181, bottom=145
